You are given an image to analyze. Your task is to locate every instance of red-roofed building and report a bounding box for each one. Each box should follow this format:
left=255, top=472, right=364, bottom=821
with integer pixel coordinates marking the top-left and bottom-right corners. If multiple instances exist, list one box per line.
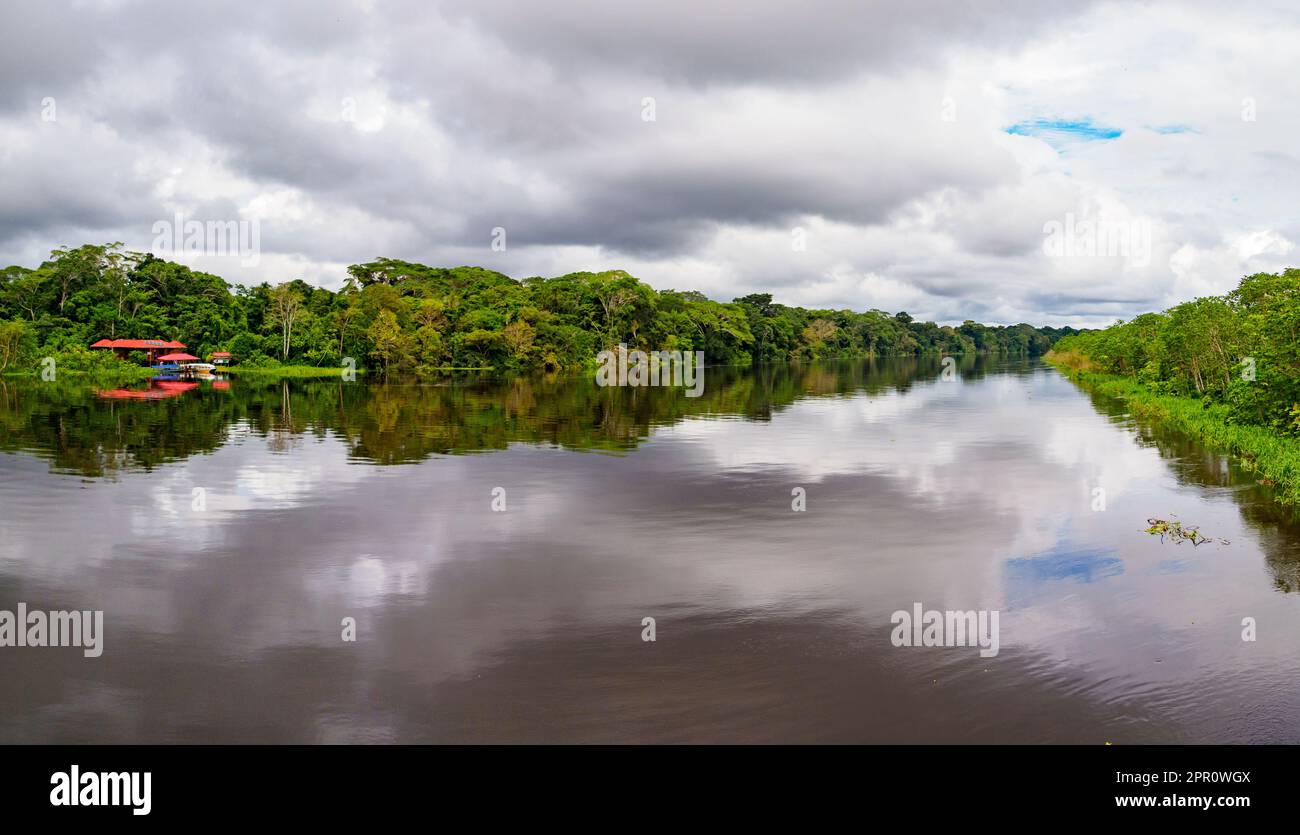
left=211, top=351, right=231, bottom=366
left=89, top=338, right=187, bottom=363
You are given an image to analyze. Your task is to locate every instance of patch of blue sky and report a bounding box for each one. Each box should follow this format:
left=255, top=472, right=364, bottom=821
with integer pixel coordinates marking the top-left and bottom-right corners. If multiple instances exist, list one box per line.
left=1004, top=117, right=1123, bottom=151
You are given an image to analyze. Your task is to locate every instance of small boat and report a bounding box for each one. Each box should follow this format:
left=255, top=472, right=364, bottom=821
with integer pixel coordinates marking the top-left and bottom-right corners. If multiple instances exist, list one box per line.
left=151, top=362, right=216, bottom=378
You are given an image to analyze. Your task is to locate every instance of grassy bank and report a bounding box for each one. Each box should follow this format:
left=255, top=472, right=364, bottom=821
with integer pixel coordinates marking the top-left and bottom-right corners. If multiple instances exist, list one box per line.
left=1045, top=351, right=1300, bottom=505
left=2, top=366, right=157, bottom=384
left=222, top=365, right=366, bottom=379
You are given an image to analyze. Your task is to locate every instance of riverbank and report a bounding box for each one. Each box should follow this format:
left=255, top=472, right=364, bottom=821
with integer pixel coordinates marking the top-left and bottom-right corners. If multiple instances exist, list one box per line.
left=1045, top=351, right=1300, bottom=505
left=1, top=366, right=157, bottom=384
left=222, top=365, right=366, bottom=379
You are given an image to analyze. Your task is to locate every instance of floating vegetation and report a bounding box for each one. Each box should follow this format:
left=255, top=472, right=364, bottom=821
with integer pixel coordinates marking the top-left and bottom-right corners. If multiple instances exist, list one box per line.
left=1144, top=517, right=1228, bottom=546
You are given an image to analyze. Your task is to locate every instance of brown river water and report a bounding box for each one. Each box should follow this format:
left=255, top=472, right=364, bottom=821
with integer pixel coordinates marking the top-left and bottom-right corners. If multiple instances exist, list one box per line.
left=1, top=356, right=1298, bottom=742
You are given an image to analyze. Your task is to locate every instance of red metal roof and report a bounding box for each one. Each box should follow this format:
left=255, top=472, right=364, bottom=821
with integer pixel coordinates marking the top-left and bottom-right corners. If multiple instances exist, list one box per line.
left=88, top=339, right=187, bottom=350
left=157, top=353, right=200, bottom=362
left=211, top=352, right=231, bottom=357
left=113, top=340, right=167, bottom=348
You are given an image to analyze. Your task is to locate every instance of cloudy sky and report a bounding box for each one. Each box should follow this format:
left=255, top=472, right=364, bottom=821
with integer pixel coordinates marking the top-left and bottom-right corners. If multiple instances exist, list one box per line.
left=3, top=0, right=1299, bottom=326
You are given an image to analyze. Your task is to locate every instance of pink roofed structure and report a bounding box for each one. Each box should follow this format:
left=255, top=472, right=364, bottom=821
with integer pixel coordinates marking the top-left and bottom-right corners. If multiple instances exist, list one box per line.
left=89, top=338, right=187, bottom=363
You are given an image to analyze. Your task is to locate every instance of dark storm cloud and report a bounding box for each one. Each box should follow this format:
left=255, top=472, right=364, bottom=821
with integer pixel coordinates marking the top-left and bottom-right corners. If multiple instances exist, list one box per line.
left=463, top=143, right=1011, bottom=254
left=0, top=2, right=104, bottom=111
left=446, top=0, right=1093, bottom=86
left=0, top=0, right=1086, bottom=249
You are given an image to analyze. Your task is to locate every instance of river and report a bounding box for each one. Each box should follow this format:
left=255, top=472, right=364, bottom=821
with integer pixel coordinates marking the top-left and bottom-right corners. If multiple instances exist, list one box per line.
left=1, top=356, right=1297, bottom=742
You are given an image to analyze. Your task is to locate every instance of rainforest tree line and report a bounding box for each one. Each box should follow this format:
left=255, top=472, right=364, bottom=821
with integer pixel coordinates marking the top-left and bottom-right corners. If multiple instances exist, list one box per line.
left=1051, top=268, right=1300, bottom=432
left=0, top=243, right=1075, bottom=376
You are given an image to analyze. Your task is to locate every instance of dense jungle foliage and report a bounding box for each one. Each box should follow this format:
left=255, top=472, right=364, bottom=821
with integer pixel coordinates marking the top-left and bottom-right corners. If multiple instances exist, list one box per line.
left=1, top=243, right=1074, bottom=377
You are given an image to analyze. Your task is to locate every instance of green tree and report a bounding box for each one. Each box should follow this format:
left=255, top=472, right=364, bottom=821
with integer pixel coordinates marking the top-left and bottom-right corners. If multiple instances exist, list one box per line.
left=368, top=309, right=409, bottom=373
left=0, top=320, right=35, bottom=372
left=267, top=283, right=305, bottom=361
